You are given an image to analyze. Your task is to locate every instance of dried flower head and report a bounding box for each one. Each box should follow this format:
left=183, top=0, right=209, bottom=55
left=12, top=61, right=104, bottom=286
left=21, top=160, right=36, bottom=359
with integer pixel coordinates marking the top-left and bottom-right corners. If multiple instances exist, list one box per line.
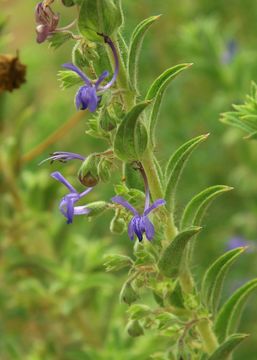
left=0, top=54, right=26, bottom=93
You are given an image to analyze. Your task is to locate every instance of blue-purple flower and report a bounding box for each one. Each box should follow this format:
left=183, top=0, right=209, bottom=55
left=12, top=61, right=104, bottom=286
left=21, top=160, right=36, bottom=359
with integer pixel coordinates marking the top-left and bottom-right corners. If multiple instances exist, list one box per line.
left=51, top=171, right=93, bottom=224
left=35, top=2, right=60, bottom=43
left=221, top=40, right=237, bottom=65
left=227, top=236, right=255, bottom=253
left=62, top=35, right=119, bottom=112
left=112, top=196, right=165, bottom=241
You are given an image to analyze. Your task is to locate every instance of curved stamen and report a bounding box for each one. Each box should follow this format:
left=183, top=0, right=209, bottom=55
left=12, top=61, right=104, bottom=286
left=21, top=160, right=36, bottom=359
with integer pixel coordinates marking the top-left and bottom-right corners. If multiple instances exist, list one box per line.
left=62, top=63, right=91, bottom=86
left=97, top=35, right=119, bottom=91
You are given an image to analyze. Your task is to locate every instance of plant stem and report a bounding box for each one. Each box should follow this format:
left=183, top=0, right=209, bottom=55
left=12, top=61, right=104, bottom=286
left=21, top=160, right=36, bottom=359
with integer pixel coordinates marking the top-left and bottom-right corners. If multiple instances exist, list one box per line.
left=142, top=149, right=178, bottom=241
left=197, top=319, right=219, bottom=355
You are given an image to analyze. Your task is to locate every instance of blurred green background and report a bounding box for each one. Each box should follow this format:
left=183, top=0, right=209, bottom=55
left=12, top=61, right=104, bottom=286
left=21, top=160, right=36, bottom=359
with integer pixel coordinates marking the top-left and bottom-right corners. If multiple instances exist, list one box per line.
left=1, top=0, right=257, bottom=359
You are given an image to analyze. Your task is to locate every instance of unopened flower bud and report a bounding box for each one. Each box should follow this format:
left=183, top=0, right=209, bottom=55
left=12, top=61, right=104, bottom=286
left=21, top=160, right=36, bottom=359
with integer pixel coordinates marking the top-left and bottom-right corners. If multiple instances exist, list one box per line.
left=119, top=281, right=139, bottom=305
left=126, top=320, right=144, bottom=337
left=0, top=54, right=26, bottom=93
left=110, top=211, right=126, bottom=234
left=97, top=158, right=111, bottom=182
left=78, top=154, right=99, bottom=187
left=86, top=201, right=108, bottom=217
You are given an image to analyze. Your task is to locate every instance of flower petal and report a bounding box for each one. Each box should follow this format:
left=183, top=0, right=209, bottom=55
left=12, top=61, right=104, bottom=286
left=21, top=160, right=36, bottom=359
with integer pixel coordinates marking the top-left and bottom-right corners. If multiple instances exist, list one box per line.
left=79, top=187, right=93, bottom=199
left=86, top=87, right=99, bottom=112
left=73, top=206, right=91, bottom=216
left=39, top=151, right=85, bottom=165
left=36, top=24, right=50, bottom=43
left=143, top=216, right=155, bottom=241
left=112, top=196, right=138, bottom=215
left=134, top=217, right=143, bottom=242
left=51, top=171, right=77, bottom=193
left=128, top=218, right=135, bottom=241
left=62, top=63, right=91, bottom=85
left=144, top=199, right=166, bottom=216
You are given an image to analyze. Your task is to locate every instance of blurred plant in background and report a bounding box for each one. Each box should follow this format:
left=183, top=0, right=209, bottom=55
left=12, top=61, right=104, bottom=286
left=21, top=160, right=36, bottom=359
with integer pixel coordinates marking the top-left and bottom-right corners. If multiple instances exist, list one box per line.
left=1, top=0, right=257, bottom=359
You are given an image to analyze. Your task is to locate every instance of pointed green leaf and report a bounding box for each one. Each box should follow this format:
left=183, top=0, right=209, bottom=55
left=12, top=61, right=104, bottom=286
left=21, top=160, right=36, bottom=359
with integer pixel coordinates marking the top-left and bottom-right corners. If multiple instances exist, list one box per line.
left=58, top=70, right=83, bottom=89
left=180, top=185, right=233, bottom=230
left=127, top=15, right=160, bottom=91
left=244, top=130, right=257, bottom=140
left=201, top=248, right=245, bottom=313
left=114, top=101, right=150, bottom=161
left=145, top=63, right=192, bottom=146
left=207, top=334, right=248, bottom=360
left=164, top=134, right=209, bottom=211
left=158, top=227, right=201, bottom=277
left=78, top=0, right=123, bottom=41
left=215, top=279, right=257, bottom=341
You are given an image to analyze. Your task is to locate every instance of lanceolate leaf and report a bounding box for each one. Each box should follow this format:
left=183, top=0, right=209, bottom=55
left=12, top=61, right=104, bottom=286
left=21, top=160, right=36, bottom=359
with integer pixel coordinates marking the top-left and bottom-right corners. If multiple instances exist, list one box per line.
left=145, top=63, right=192, bottom=146
left=214, top=279, right=257, bottom=341
left=114, top=101, right=150, bottom=161
left=201, top=248, right=245, bottom=313
left=207, top=334, right=248, bottom=360
left=164, top=134, right=209, bottom=211
left=127, top=15, right=160, bottom=91
left=158, top=227, right=201, bottom=277
left=180, top=185, right=233, bottom=230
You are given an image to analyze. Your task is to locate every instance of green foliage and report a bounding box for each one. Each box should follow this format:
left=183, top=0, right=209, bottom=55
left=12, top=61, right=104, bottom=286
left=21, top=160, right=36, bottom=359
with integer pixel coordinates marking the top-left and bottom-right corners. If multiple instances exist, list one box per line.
left=180, top=185, right=233, bottom=229
left=164, top=134, right=209, bottom=211
left=158, top=227, right=201, bottom=277
left=127, top=15, right=160, bottom=92
left=221, top=82, right=257, bottom=138
left=201, top=248, right=245, bottom=313
left=215, top=279, right=257, bottom=341
left=58, top=70, right=83, bottom=89
left=104, top=254, right=133, bottom=271
left=78, top=0, right=123, bottom=41
left=207, top=334, right=248, bottom=360
left=48, top=32, right=72, bottom=49
left=145, top=63, right=192, bottom=146
left=114, top=101, right=150, bottom=161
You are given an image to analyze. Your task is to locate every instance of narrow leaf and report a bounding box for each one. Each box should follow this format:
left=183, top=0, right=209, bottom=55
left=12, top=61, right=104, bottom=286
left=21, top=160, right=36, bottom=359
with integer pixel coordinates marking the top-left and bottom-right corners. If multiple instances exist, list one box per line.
left=145, top=63, right=192, bottom=146
left=127, top=15, right=160, bottom=91
left=207, top=334, right=248, bottom=360
left=164, top=134, right=209, bottom=211
left=201, top=248, right=245, bottom=313
left=114, top=101, right=151, bottom=161
left=180, top=185, right=233, bottom=230
left=215, top=279, right=257, bottom=341
left=158, top=227, right=201, bottom=277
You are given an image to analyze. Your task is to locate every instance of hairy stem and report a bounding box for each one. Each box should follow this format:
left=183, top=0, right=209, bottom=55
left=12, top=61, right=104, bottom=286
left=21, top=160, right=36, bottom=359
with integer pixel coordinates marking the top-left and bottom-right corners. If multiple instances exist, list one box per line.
left=197, top=319, right=219, bottom=355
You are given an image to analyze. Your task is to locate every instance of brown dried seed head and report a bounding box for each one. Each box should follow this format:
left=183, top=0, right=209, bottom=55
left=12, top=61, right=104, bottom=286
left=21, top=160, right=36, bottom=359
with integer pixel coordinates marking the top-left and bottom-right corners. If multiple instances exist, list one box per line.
left=0, top=54, right=26, bottom=93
